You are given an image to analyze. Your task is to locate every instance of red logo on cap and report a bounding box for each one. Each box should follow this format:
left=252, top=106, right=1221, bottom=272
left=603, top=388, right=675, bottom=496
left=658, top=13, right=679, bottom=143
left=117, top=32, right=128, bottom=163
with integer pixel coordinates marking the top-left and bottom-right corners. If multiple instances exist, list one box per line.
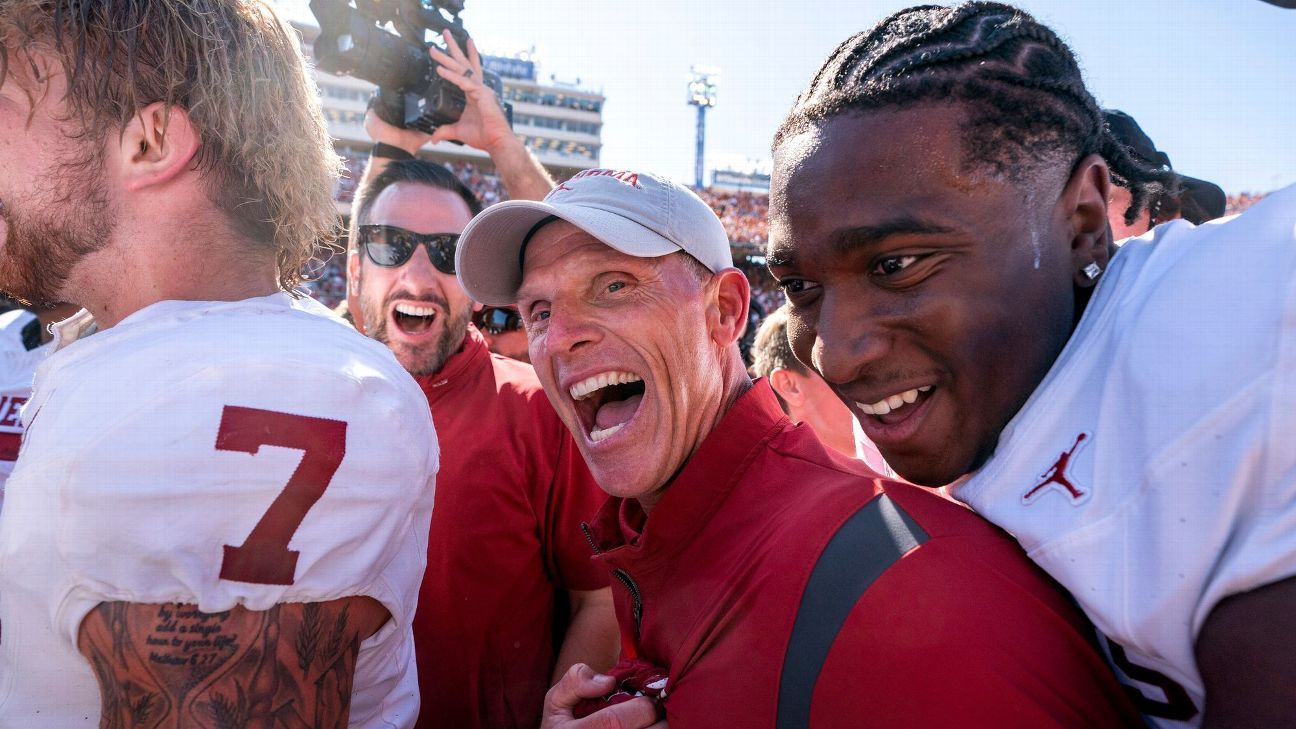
left=554, top=169, right=642, bottom=194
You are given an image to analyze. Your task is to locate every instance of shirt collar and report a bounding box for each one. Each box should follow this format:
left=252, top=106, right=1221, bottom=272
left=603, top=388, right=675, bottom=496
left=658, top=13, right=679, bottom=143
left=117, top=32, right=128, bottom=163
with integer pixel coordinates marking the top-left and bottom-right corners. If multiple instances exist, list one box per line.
left=417, top=324, right=488, bottom=397
left=50, top=309, right=97, bottom=353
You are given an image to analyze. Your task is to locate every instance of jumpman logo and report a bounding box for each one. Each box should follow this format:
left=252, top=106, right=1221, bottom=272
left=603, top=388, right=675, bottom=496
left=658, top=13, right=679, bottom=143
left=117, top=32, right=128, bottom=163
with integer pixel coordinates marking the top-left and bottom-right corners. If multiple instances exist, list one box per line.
left=1022, top=432, right=1091, bottom=505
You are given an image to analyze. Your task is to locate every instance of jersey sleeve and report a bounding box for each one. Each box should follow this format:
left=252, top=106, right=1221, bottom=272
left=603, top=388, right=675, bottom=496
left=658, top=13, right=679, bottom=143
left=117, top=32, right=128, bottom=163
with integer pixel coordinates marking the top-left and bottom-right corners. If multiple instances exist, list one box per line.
left=1195, top=265, right=1296, bottom=632
left=538, top=402, right=611, bottom=592
left=809, top=530, right=1143, bottom=727
left=52, top=355, right=437, bottom=643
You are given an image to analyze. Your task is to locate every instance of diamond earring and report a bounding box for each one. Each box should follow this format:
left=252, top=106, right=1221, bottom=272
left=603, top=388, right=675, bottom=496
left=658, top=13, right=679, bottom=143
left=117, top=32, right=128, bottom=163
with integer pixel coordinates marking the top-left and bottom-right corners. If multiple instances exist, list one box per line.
left=1082, top=262, right=1103, bottom=281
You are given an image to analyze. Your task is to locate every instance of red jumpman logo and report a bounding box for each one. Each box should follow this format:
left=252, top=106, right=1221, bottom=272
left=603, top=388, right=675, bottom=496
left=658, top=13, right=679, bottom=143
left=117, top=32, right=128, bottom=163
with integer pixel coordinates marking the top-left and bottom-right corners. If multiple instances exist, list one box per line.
left=1022, top=432, right=1090, bottom=505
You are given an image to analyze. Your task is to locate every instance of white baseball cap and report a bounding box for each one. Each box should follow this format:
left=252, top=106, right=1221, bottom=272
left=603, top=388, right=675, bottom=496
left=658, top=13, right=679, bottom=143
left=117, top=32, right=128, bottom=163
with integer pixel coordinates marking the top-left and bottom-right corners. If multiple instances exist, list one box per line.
left=455, top=169, right=732, bottom=306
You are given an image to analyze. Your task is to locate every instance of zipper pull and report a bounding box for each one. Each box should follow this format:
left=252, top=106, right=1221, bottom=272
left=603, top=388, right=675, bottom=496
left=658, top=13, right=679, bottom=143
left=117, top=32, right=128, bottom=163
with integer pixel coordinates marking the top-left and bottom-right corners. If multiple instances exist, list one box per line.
left=581, top=521, right=601, bottom=555
left=611, top=568, right=644, bottom=659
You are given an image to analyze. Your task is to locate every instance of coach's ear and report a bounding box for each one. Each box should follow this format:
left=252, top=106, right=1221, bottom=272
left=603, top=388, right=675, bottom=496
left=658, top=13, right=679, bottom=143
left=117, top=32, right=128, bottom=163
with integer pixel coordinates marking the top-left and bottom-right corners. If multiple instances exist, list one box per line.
left=118, top=103, right=200, bottom=192
left=708, top=268, right=751, bottom=348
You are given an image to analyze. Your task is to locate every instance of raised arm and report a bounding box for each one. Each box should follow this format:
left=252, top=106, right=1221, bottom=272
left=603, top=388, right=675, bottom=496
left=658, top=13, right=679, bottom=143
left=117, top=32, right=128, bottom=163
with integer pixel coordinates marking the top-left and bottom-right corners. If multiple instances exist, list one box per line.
left=78, top=597, right=388, bottom=728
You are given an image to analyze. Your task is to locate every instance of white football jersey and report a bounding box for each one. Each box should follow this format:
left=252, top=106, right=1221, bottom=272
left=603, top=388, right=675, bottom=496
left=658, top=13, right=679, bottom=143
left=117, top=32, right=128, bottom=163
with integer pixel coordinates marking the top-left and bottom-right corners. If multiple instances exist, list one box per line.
left=0, top=293, right=438, bottom=728
left=0, top=309, right=34, bottom=348
left=952, top=184, right=1296, bottom=727
left=851, top=415, right=895, bottom=477
left=0, top=309, right=42, bottom=509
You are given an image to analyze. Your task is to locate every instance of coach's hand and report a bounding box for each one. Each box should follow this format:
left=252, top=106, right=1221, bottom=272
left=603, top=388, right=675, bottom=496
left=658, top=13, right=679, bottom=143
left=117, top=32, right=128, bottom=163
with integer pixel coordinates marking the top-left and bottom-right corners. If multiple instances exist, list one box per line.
left=541, top=664, right=667, bottom=729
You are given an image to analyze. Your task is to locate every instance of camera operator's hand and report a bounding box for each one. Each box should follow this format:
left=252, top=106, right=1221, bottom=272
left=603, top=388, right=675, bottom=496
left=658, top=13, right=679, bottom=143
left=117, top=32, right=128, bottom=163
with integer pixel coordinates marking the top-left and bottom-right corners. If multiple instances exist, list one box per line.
left=363, top=103, right=431, bottom=157
left=362, top=32, right=504, bottom=154
left=424, top=32, right=514, bottom=155
left=361, top=30, right=554, bottom=201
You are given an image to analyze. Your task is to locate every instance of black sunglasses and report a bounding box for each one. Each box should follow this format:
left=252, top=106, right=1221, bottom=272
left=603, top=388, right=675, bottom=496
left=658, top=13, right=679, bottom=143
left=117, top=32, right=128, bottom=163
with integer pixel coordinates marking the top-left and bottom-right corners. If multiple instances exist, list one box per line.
left=357, top=225, right=459, bottom=274
left=474, top=306, right=523, bottom=334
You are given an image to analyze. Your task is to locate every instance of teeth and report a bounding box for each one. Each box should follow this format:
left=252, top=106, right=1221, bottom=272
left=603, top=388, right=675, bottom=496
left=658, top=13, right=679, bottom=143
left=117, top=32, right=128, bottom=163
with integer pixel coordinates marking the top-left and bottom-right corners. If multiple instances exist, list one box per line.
left=569, top=371, right=642, bottom=401
left=589, top=423, right=624, bottom=442
left=394, top=303, right=436, bottom=317
left=855, top=386, right=932, bottom=416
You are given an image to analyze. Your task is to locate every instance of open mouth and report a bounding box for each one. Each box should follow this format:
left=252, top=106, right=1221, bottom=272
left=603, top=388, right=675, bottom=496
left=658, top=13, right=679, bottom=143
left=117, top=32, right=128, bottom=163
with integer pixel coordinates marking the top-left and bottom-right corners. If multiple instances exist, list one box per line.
left=569, top=370, right=647, bottom=443
left=391, top=302, right=439, bottom=337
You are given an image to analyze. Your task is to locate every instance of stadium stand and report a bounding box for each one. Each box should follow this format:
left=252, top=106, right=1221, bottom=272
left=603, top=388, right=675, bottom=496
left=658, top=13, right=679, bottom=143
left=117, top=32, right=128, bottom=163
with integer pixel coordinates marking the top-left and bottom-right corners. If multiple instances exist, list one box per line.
left=1226, top=191, right=1268, bottom=215
left=308, top=160, right=786, bottom=315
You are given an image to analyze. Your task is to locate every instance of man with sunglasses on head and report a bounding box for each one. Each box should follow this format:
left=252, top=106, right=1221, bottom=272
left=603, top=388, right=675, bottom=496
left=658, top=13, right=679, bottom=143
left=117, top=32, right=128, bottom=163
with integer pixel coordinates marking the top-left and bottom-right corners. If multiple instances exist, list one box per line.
left=346, top=32, right=617, bottom=729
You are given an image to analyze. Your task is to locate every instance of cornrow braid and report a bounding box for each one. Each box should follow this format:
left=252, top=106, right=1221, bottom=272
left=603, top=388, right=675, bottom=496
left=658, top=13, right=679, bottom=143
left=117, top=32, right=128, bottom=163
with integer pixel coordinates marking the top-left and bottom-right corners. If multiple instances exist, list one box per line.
left=777, top=2, right=1179, bottom=225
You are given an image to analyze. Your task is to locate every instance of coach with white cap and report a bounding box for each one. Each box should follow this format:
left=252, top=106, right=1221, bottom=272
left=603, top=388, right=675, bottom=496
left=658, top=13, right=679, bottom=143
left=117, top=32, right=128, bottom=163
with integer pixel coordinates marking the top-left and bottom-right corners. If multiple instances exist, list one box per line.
left=457, top=171, right=1141, bottom=728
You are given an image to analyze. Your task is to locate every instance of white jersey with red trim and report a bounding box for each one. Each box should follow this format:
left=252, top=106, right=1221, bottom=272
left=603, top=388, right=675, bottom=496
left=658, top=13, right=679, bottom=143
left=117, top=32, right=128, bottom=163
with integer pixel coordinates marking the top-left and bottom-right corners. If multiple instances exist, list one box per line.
left=0, top=293, right=438, bottom=728
left=0, top=309, right=34, bottom=348
left=851, top=416, right=895, bottom=478
left=0, top=309, right=43, bottom=510
left=951, top=184, right=1296, bottom=728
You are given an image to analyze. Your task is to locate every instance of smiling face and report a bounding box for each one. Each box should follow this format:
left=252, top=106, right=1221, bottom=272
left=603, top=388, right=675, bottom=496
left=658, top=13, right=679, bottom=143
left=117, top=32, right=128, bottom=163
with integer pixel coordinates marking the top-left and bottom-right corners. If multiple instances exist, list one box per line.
left=350, top=182, right=475, bottom=377
left=0, top=55, right=113, bottom=305
left=517, top=221, right=738, bottom=508
left=768, top=104, right=1086, bottom=486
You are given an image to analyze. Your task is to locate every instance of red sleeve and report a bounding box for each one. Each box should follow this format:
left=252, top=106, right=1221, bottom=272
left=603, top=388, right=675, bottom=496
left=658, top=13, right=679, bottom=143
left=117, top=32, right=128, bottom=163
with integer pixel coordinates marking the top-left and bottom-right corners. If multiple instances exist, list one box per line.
left=809, top=533, right=1143, bottom=728
left=538, top=403, right=611, bottom=592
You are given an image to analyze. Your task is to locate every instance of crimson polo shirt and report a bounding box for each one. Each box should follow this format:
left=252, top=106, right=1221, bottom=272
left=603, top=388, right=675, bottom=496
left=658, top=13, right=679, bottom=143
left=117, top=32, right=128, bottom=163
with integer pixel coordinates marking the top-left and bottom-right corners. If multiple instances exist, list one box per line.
left=586, top=380, right=1142, bottom=728
left=415, top=325, right=609, bottom=729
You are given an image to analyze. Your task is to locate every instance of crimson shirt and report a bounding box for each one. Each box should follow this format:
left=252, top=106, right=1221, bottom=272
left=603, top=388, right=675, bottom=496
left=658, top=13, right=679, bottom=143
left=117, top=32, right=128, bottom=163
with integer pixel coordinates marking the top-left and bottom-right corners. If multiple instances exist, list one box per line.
left=586, top=380, right=1141, bottom=728
left=415, top=326, right=609, bottom=729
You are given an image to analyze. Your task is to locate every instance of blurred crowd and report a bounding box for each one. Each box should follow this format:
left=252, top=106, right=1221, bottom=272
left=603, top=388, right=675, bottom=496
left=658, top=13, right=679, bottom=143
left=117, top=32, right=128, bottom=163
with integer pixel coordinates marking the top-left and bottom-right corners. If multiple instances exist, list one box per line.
left=1226, top=191, right=1268, bottom=215
left=311, top=159, right=786, bottom=313
left=695, top=188, right=771, bottom=247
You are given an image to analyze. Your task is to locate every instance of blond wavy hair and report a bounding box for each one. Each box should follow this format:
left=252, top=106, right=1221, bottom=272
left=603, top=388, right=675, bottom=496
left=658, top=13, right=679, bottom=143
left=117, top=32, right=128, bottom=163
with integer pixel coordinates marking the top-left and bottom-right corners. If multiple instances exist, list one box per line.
left=0, top=0, right=341, bottom=292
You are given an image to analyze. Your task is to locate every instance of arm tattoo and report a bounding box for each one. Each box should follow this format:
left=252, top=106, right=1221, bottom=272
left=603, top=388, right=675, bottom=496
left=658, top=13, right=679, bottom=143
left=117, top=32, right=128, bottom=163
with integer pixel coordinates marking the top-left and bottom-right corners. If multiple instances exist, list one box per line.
left=78, top=598, right=383, bottom=729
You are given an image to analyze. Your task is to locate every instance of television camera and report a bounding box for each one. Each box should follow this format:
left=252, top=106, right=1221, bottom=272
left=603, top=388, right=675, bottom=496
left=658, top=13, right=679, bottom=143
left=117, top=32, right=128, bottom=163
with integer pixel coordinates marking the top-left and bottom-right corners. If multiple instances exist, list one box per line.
left=309, top=0, right=510, bottom=134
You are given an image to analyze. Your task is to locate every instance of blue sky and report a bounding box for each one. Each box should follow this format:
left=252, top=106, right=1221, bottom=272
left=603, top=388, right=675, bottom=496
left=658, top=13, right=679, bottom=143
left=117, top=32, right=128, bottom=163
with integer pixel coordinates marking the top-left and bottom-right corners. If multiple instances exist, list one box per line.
left=279, top=1, right=1295, bottom=194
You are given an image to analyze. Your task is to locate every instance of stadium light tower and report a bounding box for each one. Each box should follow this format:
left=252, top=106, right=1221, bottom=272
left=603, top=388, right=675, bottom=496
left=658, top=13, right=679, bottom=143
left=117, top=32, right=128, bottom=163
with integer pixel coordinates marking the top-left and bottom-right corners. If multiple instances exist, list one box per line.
left=687, top=66, right=719, bottom=189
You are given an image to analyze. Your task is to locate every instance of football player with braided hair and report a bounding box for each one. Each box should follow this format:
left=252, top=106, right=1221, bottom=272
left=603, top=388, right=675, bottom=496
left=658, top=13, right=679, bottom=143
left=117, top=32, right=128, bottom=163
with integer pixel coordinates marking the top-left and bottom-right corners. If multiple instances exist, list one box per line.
left=770, top=3, right=1296, bottom=726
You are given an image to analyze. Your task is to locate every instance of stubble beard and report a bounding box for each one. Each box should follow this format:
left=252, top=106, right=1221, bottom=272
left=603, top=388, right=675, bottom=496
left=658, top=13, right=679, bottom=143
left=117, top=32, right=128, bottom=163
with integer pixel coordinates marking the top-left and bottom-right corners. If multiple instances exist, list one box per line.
left=0, top=147, right=113, bottom=306
left=360, top=291, right=472, bottom=378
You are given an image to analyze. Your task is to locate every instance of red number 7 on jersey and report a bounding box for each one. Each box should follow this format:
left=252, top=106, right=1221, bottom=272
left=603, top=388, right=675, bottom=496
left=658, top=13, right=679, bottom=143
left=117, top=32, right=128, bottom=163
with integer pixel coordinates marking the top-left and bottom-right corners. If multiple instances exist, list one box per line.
left=216, top=405, right=347, bottom=585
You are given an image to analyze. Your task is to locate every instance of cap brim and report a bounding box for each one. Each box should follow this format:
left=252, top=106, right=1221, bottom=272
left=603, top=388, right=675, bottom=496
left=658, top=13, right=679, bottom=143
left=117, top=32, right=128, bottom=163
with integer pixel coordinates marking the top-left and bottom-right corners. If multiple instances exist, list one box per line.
left=457, top=200, right=682, bottom=306
left=1178, top=176, right=1227, bottom=221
